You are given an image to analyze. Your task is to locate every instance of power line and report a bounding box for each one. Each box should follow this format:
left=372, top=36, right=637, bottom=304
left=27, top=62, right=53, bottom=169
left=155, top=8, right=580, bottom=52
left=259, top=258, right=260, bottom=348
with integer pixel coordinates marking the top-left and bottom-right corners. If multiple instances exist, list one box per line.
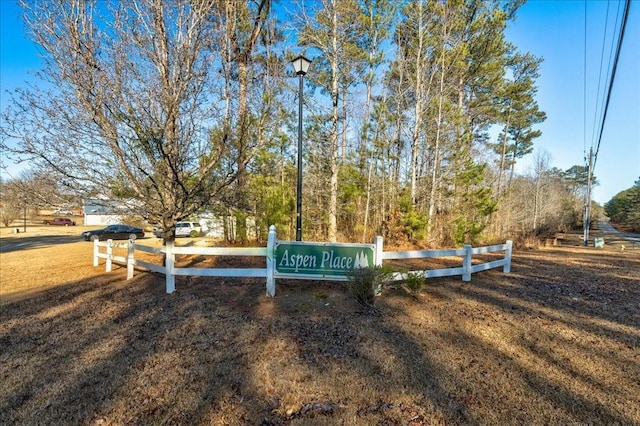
left=583, top=0, right=587, bottom=158
left=592, top=0, right=631, bottom=170
left=583, top=0, right=632, bottom=245
left=589, top=0, right=612, bottom=157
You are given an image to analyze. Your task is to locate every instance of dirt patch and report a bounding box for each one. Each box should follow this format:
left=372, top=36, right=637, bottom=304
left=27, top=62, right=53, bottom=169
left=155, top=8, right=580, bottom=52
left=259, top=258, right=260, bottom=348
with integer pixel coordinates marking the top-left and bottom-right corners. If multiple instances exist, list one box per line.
left=1, top=228, right=639, bottom=425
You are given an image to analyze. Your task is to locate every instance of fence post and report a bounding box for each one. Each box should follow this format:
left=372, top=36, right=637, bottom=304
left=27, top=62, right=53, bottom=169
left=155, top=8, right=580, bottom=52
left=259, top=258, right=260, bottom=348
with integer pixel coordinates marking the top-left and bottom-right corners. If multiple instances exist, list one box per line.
left=93, top=238, right=99, bottom=266
left=106, top=239, right=113, bottom=272
left=503, top=240, right=513, bottom=273
left=266, top=225, right=276, bottom=297
left=165, top=240, right=175, bottom=294
left=462, top=244, right=472, bottom=282
left=374, top=235, right=383, bottom=267
left=127, top=239, right=134, bottom=280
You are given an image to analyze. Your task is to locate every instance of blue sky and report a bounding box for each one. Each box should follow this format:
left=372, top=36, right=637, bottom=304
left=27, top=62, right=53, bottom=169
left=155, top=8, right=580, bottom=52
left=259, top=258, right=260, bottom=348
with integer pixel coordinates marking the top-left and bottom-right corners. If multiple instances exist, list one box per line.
left=505, top=0, right=639, bottom=203
left=1, top=0, right=638, bottom=204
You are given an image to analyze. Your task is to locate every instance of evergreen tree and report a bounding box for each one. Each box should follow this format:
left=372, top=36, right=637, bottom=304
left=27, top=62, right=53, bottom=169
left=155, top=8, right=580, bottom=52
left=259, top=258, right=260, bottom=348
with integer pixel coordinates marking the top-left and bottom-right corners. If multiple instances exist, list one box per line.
left=604, top=178, right=640, bottom=232
left=298, top=0, right=365, bottom=241
left=495, top=52, right=546, bottom=192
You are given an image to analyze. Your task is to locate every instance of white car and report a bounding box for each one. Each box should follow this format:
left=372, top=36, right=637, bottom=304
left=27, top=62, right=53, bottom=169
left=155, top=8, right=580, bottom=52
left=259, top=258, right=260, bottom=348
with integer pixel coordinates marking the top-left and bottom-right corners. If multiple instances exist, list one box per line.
left=175, top=221, right=201, bottom=237
left=54, top=208, right=73, bottom=215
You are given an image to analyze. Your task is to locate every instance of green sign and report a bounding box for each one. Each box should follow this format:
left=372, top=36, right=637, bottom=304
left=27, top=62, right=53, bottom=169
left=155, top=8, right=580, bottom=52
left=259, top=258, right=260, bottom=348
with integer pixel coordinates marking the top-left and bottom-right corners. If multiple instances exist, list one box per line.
left=275, top=241, right=375, bottom=277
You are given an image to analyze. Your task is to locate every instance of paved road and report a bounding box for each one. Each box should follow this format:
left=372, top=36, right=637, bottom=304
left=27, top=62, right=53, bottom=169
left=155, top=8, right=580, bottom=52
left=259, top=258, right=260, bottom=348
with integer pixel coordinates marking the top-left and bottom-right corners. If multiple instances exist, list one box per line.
left=0, top=234, right=87, bottom=253
left=597, top=221, right=640, bottom=244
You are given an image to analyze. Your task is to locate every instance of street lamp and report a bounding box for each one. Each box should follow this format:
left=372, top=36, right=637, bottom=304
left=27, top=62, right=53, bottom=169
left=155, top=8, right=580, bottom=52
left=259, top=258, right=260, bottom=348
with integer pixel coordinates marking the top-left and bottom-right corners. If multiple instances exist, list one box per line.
left=291, top=54, right=311, bottom=241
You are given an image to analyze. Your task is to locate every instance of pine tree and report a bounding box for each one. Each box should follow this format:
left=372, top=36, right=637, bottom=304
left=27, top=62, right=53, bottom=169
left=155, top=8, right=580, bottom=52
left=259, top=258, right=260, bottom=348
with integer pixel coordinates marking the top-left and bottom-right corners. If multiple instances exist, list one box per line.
left=604, top=178, right=640, bottom=232
left=298, top=0, right=365, bottom=241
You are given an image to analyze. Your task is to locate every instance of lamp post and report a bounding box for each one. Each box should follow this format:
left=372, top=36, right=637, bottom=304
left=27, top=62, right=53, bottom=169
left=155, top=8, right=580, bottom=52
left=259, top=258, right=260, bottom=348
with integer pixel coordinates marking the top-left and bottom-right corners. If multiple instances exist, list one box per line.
left=290, top=54, right=311, bottom=241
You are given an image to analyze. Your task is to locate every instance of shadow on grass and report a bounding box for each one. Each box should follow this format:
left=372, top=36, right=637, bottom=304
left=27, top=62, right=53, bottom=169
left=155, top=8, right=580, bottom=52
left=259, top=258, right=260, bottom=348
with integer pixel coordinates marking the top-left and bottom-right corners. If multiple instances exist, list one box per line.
left=1, top=246, right=638, bottom=424
left=0, top=272, right=260, bottom=425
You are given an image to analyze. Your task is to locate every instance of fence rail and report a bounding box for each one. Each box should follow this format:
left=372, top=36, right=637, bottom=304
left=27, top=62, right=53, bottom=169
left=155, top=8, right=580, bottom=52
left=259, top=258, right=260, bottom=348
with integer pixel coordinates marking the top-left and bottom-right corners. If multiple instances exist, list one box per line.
left=93, top=226, right=512, bottom=295
left=378, top=241, right=512, bottom=283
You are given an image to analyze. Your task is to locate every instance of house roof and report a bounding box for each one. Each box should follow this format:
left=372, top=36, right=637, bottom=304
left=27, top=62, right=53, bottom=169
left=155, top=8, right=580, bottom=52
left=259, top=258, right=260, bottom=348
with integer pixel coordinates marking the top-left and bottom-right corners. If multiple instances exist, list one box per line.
left=83, top=198, right=146, bottom=216
left=82, top=199, right=119, bottom=215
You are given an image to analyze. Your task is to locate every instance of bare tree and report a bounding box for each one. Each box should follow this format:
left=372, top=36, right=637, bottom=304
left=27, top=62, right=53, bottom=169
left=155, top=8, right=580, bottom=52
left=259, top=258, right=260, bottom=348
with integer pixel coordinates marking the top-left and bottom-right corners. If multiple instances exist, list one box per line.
left=211, top=0, right=272, bottom=243
left=0, top=170, right=64, bottom=226
left=0, top=0, right=269, bottom=241
left=0, top=178, right=23, bottom=227
left=531, top=149, right=551, bottom=232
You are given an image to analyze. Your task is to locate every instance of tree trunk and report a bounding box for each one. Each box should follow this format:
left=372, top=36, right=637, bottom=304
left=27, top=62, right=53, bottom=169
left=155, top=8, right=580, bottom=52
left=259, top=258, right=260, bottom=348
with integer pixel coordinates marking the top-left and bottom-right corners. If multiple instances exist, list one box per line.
left=409, top=2, right=425, bottom=205
left=497, top=108, right=511, bottom=198
left=327, top=5, right=340, bottom=242
left=428, top=47, right=447, bottom=228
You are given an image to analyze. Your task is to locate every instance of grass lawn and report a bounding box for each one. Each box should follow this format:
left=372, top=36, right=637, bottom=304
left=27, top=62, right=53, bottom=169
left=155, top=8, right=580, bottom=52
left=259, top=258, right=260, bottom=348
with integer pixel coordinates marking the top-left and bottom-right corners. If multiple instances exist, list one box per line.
left=1, top=226, right=638, bottom=425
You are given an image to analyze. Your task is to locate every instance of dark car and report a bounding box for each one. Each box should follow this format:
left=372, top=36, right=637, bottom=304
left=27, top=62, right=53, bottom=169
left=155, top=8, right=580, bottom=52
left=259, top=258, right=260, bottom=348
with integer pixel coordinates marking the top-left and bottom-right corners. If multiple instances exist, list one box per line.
left=44, top=217, right=76, bottom=226
left=81, top=224, right=145, bottom=241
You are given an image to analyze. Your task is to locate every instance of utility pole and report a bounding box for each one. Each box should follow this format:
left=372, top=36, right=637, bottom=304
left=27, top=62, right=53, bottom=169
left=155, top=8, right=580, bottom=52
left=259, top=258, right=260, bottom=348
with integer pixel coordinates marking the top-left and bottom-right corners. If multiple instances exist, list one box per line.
left=583, top=148, right=594, bottom=246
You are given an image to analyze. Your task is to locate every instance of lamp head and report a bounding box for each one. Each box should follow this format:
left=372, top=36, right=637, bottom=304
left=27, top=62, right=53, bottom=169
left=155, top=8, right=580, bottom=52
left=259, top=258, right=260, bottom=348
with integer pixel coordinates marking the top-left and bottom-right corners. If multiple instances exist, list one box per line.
left=291, top=55, right=312, bottom=76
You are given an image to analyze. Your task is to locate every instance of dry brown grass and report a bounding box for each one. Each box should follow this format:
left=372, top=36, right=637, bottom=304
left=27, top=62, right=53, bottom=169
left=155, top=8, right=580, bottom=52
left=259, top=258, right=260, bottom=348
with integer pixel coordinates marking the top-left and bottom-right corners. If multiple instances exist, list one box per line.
left=1, top=226, right=639, bottom=425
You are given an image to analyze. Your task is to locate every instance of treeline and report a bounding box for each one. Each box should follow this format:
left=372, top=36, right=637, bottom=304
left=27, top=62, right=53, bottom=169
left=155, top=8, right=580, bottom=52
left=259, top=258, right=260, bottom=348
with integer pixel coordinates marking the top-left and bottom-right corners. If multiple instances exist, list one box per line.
left=605, top=179, right=640, bottom=232
left=0, top=0, right=592, bottom=244
left=239, top=0, right=585, bottom=245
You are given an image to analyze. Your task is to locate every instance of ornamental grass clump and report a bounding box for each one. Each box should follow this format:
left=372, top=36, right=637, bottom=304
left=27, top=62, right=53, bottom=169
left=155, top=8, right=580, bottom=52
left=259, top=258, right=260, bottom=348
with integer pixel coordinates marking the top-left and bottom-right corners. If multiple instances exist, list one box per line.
left=347, top=265, right=393, bottom=306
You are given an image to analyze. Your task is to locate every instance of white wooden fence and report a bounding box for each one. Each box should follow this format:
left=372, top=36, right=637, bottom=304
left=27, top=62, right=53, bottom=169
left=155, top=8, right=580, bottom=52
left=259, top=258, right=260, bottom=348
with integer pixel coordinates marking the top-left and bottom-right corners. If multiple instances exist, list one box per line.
left=93, top=225, right=512, bottom=296
left=374, top=236, right=512, bottom=282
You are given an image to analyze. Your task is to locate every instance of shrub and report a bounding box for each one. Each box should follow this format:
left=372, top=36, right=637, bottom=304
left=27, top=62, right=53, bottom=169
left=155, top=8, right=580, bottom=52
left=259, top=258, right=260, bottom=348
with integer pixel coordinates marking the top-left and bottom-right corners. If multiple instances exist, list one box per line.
left=347, top=265, right=393, bottom=306
left=404, top=271, right=425, bottom=295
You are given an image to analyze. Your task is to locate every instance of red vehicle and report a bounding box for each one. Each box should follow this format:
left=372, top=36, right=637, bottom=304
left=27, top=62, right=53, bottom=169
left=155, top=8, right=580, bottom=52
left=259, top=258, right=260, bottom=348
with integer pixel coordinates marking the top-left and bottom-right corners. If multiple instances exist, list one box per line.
left=44, top=217, right=76, bottom=226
